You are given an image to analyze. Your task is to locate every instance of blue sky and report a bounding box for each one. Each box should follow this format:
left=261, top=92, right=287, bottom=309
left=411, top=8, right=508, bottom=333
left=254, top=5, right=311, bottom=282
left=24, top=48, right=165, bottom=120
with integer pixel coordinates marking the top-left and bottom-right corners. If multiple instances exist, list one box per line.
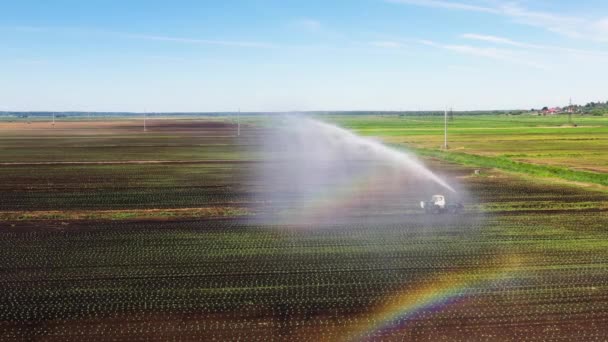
left=1, top=0, right=608, bottom=112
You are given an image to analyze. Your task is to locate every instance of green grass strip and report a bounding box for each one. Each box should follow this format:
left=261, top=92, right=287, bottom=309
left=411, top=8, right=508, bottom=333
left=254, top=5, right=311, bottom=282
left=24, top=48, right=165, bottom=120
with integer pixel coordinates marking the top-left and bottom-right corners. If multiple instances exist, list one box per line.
left=408, top=147, right=608, bottom=186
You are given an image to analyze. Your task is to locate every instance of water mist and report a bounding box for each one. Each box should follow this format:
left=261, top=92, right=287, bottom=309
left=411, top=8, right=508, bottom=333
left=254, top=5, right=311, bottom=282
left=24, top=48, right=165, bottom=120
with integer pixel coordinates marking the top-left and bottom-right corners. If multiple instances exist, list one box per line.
left=252, top=115, right=463, bottom=225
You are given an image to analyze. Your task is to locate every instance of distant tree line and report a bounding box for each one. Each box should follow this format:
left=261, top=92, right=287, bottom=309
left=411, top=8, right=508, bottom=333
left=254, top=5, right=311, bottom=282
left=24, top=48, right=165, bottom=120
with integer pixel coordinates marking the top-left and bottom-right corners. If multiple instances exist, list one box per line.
left=581, top=101, right=608, bottom=116
left=1, top=107, right=604, bottom=117
left=1, top=110, right=524, bottom=117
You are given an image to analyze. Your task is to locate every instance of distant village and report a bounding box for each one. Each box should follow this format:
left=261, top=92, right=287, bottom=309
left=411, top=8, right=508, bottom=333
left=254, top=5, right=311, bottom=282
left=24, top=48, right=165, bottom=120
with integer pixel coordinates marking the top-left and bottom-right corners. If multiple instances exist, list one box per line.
left=533, top=100, right=608, bottom=116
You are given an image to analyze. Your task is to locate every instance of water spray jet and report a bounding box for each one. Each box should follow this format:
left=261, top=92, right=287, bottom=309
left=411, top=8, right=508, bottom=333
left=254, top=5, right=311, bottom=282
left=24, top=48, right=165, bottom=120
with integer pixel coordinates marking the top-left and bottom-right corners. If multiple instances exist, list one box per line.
left=305, top=118, right=455, bottom=193
left=254, top=115, right=458, bottom=225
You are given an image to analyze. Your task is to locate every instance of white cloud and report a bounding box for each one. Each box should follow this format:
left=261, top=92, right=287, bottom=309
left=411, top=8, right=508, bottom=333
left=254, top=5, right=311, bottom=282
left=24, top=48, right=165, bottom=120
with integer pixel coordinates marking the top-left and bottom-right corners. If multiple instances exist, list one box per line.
left=4, top=26, right=276, bottom=48
left=386, top=0, right=497, bottom=14
left=461, top=33, right=526, bottom=47
left=499, top=2, right=584, bottom=39
left=290, top=18, right=349, bottom=41
left=293, top=18, right=323, bottom=31
left=370, top=40, right=404, bottom=48
left=461, top=33, right=608, bottom=57
left=417, top=39, right=438, bottom=46
left=420, top=39, right=550, bottom=69
left=388, top=0, right=608, bottom=42
left=123, top=34, right=274, bottom=48
left=593, top=17, right=608, bottom=36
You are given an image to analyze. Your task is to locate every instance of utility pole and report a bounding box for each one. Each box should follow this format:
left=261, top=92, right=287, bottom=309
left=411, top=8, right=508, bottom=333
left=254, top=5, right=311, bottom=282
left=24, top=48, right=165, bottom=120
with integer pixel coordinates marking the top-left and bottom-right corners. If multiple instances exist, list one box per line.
left=568, top=98, right=573, bottom=124
left=237, top=109, right=240, bottom=137
left=444, top=108, right=448, bottom=149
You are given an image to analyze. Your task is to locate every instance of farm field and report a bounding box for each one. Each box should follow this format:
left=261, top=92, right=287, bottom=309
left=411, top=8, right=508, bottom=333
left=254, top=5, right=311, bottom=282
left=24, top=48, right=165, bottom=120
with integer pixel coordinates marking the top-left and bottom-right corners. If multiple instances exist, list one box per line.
left=0, top=116, right=607, bottom=341
left=327, top=114, right=608, bottom=176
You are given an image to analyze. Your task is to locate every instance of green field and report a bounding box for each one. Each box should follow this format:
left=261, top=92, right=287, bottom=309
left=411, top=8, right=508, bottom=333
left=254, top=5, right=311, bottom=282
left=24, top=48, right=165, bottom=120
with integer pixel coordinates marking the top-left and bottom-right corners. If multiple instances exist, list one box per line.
left=0, top=116, right=607, bottom=341
left=327, top=114, right=608, bottom=178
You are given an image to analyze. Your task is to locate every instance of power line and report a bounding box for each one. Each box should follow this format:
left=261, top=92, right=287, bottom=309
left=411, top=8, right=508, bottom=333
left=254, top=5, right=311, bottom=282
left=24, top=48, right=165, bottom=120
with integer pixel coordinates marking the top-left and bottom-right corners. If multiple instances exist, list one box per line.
left=443, top=108, right=448, bottom=150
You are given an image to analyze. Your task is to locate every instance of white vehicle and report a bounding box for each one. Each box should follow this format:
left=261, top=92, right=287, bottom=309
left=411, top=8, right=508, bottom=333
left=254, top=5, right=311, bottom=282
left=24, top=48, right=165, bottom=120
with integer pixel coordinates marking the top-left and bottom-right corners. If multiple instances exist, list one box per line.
left=420, top=194, right=463, bottom=214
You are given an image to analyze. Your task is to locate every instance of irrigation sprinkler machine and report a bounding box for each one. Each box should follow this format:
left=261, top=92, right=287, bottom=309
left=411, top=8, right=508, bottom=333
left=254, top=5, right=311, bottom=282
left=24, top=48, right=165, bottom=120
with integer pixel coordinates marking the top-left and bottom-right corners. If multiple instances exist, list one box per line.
left=420, top=194, right=463, bottom=214
left=417, top=109, right=464, bottom=214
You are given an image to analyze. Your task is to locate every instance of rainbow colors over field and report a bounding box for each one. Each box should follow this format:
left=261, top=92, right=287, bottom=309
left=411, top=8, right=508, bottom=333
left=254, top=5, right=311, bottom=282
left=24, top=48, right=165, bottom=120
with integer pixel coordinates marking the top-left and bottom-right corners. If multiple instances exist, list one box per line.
left=342, top=255, right=523, bottom=341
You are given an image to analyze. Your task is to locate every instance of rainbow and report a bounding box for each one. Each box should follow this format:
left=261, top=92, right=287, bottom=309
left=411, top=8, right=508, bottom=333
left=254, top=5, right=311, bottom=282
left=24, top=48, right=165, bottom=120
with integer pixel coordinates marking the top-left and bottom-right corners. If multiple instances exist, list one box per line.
left=340, top=255, right=522, bottom=341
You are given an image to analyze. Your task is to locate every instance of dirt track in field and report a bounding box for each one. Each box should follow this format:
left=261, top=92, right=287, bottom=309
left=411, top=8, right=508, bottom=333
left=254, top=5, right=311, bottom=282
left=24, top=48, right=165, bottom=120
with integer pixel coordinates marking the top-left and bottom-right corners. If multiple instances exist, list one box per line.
left=0, top=119, right=242, bottom=136
left=0, top=160, right=256, bottom=166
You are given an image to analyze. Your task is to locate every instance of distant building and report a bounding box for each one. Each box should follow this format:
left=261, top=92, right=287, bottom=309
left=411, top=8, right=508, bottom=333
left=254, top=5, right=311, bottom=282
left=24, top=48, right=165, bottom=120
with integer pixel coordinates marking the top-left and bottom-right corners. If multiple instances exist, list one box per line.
left=540, top=107, right=562, bottom=115
left=549, top=107, right=562, bottom=114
